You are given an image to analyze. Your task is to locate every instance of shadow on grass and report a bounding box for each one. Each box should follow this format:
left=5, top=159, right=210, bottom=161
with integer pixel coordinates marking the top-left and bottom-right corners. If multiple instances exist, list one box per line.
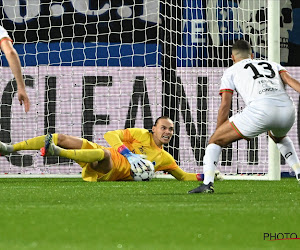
left=136, top=191, right=236, bottom=195
left=0, top=178, right=83, bottom=183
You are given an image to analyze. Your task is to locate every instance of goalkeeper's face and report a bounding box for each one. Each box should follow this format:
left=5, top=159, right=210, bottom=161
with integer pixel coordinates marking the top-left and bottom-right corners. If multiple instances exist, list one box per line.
left=152, top=118, right=174, bottom=147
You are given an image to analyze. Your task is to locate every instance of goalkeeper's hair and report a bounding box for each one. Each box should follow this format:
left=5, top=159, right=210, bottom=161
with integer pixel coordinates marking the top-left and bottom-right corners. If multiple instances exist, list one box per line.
left=232, top=40, right=252, bottom=55
left=153, top=116, right=173, bottom=126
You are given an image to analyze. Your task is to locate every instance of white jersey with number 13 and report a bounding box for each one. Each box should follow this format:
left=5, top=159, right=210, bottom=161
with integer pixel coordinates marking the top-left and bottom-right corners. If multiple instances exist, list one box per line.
left=220, top=58, right=293, bottom=107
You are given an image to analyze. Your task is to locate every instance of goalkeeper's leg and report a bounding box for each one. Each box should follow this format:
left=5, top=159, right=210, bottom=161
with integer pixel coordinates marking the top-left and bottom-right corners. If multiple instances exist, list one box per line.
left=0, top=134, right=59, bottom=155
left=43, top=142, right=106, bottom=163
left=42, top=134, right=112, bottom=174
left=0, top=133, right=80, bottom=155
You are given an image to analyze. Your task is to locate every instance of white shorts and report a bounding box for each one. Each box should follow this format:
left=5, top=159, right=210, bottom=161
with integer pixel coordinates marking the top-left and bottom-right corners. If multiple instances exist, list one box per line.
left=229, top=103, right=295, bottom=138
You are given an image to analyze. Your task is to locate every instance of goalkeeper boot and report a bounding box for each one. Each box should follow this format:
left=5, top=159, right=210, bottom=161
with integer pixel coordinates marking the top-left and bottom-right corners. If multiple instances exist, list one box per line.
left=188, top=182, right=214, bottom=194
left=40, top=134, right=60, bottom=156
left=0, top=141, right=13, bottom=155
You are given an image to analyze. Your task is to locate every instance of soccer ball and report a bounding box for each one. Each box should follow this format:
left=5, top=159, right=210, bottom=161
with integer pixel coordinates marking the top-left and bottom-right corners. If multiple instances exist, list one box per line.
left=131, top=161, right=155, bottom=181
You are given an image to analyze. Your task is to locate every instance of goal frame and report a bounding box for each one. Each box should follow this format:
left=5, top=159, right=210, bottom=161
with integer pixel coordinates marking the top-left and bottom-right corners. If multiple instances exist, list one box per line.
left=0, top=0, right=283, bottom=180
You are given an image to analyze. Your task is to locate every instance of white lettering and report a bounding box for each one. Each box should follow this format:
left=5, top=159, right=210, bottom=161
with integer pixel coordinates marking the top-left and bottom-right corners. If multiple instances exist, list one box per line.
left=140, top=0, right=159, bottom=24
left=2, top=0, right=158, bottom=24
left=2, top=0, right=40, bottom=23
left=191, top=19, right=205, bottom=44
left=70, top=0, right=109, bottom=16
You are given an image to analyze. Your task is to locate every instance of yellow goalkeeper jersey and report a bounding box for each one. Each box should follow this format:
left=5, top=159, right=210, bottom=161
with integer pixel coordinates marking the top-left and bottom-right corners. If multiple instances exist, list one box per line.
left=79, top=128, right=199, bottom=182
left=104, top=128, right=178, bottom=172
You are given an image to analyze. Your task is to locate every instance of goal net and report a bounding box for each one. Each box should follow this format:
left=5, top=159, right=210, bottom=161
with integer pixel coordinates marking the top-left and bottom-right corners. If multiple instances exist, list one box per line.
left=0, top=0, right=297, bottom=179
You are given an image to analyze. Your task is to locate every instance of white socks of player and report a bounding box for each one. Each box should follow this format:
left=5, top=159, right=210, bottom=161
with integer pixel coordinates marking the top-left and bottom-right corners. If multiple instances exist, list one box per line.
left=276, top=136, right=300, bottom=176
left=292, top=163, right=300, bottom=181
left=203, top=143, right=222, bottom=185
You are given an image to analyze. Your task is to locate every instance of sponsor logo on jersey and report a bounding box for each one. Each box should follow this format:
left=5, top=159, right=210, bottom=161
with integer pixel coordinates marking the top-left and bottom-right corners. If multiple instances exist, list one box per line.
left=285, top=152, right=293, bottom=159
left=258, top=87, right=279, bottom=94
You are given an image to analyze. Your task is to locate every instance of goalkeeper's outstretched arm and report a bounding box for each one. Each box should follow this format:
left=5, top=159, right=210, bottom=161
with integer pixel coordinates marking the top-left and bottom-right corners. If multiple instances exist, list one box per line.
left=168, top=167, right=223, bottom=182
left=168, top=167, right=202, bottom=181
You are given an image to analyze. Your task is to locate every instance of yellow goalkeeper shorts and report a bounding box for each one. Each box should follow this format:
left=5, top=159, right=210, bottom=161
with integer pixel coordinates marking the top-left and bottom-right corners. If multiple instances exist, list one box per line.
left=78, top=139, right=133, bottom=182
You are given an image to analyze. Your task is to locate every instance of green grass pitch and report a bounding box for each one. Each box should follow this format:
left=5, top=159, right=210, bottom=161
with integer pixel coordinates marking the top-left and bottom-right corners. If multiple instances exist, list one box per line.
left=0, top=178, right=299, bottom=250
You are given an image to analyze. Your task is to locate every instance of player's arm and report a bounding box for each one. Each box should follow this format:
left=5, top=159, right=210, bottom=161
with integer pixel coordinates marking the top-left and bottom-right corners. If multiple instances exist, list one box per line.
left=168, top=167, right=202, bottom=181
left=104, top=129, right=150, bottom=173
left=103, top=130, right=125, bottom=149
left=280, top=71, right=300, bottom=93
left=158, top=151, right=201, bottom=181
left=216, top=91, right=233, bottom=129
left=0, top=38, right=30, bottom=112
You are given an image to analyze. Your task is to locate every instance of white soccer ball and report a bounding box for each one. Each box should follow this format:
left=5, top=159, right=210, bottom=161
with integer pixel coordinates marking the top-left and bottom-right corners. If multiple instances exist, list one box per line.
left=131, top=161, right=155, bottom=181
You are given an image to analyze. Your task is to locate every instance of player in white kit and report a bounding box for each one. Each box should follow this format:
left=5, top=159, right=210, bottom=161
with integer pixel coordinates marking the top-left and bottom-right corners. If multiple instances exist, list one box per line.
left=189, top=40, right=300, bottom=193
left=0, top=25, right=30, bottom=112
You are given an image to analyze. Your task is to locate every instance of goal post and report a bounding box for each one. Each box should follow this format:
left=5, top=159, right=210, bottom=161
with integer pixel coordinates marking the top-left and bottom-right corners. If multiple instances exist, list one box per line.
left=0, top=0, right=297, bottom=180
left=267, top=0, right=281, bottom=181
left=220, top=0, right=282, bottom=181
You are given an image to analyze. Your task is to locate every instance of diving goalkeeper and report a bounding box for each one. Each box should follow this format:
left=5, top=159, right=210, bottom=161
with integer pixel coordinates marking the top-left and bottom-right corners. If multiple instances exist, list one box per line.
left=0, top=116, right=221, bottom=182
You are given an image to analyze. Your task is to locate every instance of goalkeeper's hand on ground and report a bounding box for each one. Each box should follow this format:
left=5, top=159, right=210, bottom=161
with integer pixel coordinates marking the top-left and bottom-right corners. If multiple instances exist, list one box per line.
left=118, top=145, right=150, bottom=173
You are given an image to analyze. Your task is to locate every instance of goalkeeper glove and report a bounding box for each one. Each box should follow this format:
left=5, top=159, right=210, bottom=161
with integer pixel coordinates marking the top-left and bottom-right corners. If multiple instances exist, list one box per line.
left=118, top=145, right=150, bottom=173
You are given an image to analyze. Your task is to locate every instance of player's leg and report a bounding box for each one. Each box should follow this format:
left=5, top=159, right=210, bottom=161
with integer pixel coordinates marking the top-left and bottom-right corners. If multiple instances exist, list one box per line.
left=203, top=120, right=242, bottom=182
left=0, top=134, right=59, bottom=155
left=41, top=134, right=83, bottom=155
left=202, top=104, right=271, bottom=185
left=209, top=120, right=245, bottom=146
left=189, top=120, right=243, bottom=193
left=0, top=133, right=84, bottom=156
left=59, top=148, right=112, bottom=175
left=189, top=105, right=259, bottom=193
left=43, top=134, right=113, bottom=174
left=56, top=134, right=83, bottom=149
left=203, top=120, right=242, bottom=184
left=91, top=150, right=113, bottom=174
left=268, top=105, right=299, bottom=181
left=269, top=132, right=300, bottom=182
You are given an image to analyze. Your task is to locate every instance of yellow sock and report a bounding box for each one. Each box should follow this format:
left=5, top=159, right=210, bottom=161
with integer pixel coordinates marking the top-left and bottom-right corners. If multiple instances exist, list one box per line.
left=13, top=134, right=58, bottom=151
left=59, top=148, right=105, bottom=163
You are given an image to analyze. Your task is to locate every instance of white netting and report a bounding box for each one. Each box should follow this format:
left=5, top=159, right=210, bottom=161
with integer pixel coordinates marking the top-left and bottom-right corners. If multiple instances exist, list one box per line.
left=0, top=0, right=297, bottom=178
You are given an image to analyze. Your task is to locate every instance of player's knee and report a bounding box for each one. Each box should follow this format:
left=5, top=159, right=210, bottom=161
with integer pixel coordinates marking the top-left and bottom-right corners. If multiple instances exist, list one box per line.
left=56, top=134, right=67, bottom=145
left=268, top=132, right=285, bottom=144
left=103, top=149, right=111, bottom=160
left=272, top=136, right=285, bottom=144
left=91, top=149, right=112, bottom=174
left=209, top=138, right=226, bottom=147
left=209, top=131, right=239, bottom=147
